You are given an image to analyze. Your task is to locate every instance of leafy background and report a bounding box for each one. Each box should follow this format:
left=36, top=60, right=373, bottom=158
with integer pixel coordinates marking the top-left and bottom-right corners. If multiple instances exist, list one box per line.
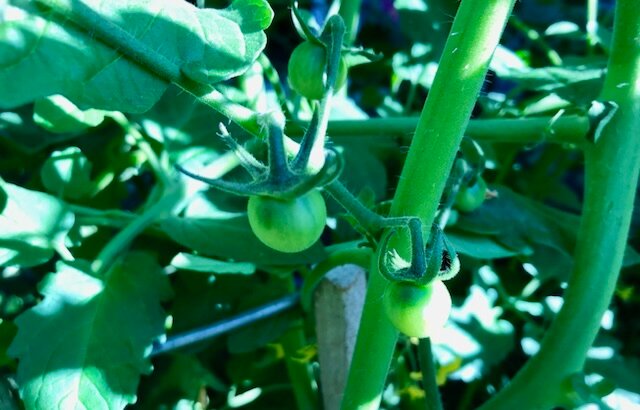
left=1, top=0, right=639, bottom=409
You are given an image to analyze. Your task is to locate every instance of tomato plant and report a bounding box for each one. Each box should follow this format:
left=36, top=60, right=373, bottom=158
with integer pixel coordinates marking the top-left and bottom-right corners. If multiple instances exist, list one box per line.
left=1, top=1, right=639, bottom=410
left=383, top=280, right=452, bottom=338
left=288, top=41, right=348, bottom=100
left=247, top=190, right=327, bottom=253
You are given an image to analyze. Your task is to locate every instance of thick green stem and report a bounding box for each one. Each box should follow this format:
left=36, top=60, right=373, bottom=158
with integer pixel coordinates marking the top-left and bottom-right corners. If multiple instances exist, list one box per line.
left=418, top=338, right=443, bottom=410
left=341, top=0, right=515, bottom=408
left=287, top=115, right=589, bottom=145
left=481, top=1, right=640, bottom=408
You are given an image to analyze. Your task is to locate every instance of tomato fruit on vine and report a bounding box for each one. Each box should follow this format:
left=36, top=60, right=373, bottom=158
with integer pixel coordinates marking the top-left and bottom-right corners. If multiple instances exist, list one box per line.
left=455, top=176, right=488, bottom=213
left=383, top=280, right=452, bottom=338
left=288, top=41, right=348, bottom=100
left=247, top=190, right=327, bottom=253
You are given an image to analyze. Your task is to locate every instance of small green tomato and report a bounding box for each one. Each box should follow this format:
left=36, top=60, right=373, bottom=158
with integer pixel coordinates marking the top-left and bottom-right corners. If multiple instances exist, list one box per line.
left=455, top=176, right=488, bottom=213
left=247, top=190, right=327, bottom=253
left=383, top=279, right=452, bottom=338
left=287, top=41, right=348, bottom=100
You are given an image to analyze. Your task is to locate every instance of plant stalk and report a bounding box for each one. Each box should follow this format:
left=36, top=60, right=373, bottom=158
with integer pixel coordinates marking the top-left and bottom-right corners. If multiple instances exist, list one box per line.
left=287, top=115, right=589, bottom=145
left=418, top=338, right=444, bottom=410
left=481, top=1, right=640, bottom=408
left=341, top=0, right=515, bottom=408
left=91, top=185, right=183, bottom=276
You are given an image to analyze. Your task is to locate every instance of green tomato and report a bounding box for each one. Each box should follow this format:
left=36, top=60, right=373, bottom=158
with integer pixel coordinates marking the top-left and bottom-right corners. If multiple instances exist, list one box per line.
left=247, top=190, right=327, bottom=253
left=383, top=280, right=452, bottom=338
left=455, top=176, right=488, bottom=213
left=288, top=41, right=348, bottom=100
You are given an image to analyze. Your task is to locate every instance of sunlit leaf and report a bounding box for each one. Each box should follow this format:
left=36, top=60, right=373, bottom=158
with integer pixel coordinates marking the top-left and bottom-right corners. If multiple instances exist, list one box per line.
left=1, top=0, right=273, bottom=112
left=160, top=216, right=326, bottom=266
left=0, top=183, right=74, bottom=267
left=33, top=95, right=107, bottom=133
left=40, top=147, right=93, bottom=199
left=8, top=253, right=171, bottom=410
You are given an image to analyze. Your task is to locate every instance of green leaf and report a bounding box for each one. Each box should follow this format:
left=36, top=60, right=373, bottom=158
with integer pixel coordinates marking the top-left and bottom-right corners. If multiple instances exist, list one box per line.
left=0, top=183, right=74, bottom=267
left=447, top=231, right=522, bottom=259
left=160, top=216, right=326, bottom=266
left=454, top=187, right=576, bottom=256
left=170, top=252, right=255, bottom=275
left=8, top=253, right=171, bottom=410
left=1, top=0, right=273, bottom=112
left=40, top=147, right=93, bottom=199
left=139, top=86, right=232, bottom=163
left=496, top=66, right=605, bottom=92
left=33, top=95, right=107, bottom=133
left=1, top=107, right=79, bottom=154
left=497, top=65, right=606, bottom=105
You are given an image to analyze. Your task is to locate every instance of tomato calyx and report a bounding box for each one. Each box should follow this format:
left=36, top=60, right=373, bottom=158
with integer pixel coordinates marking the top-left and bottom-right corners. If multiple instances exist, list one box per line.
left=378, top=219, right=460, bottom=286
left=176, top=111, right=343, bottom=202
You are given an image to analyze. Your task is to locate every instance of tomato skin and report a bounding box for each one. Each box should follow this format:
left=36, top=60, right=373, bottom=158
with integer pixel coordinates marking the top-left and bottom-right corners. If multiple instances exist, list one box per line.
left=288, top=41, right=348, bottom=100
left=455, top=176, right=488, bottom=213
left=247, top=190, right=327, bottom=253
left=383, top=280, right=452, bottom=338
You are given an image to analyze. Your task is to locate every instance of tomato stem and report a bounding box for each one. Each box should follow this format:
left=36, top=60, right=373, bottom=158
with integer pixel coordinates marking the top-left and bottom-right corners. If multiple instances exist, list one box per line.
left=481, top=1, right=640, bottom=407
left=287, top=115, right=590, bottom=145
left=307, top=16, right=346, bottom=172
left=91, top=185, right=183, bottom=277
left=266, top=119, right=291, bottom=184
left=341, top=0, right=516, bottom=407
left=418, top=338, right=444, bottom=410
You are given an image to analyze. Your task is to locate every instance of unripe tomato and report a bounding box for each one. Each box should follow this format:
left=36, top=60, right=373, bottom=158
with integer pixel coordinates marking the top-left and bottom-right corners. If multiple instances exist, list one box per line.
left=288, top=41, right=348, bottom=100
left=383, top=280, right=452, bottom=338
left=455, top=176, right=488, bottom=213
left=247, top=190, right=327, bottom=253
